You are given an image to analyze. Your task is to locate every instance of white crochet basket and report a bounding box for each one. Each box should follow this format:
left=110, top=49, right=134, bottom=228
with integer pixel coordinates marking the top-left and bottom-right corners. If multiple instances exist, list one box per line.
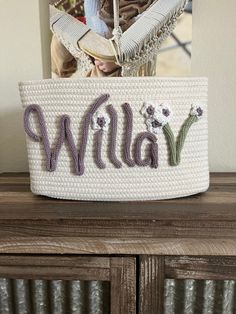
left=19, top=77, right=209, bottom=201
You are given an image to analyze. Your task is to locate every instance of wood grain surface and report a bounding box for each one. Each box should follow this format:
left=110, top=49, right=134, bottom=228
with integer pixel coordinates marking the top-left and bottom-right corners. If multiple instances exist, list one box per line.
left=0, top=255, right=110, bottom=280
left=139, top=256, right=165, bottom=314
left=110, top=257, right=136, bottom=314
left=165, top=256, right=236, bottom=280
left=0, top=237, right=235, bottom=255
left=0, top=173, right=236, bottom=255
left=1, top=173, right=236, bottom=314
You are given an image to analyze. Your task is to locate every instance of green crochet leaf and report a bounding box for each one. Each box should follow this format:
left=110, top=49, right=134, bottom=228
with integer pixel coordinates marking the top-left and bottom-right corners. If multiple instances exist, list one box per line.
left=163, top=115, right=198, bottom=166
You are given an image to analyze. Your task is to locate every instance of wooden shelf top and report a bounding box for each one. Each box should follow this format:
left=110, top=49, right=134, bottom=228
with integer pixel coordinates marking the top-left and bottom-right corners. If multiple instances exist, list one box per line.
left=0, top=172, right=236, bottom=255
left=0, top=172, right=235, bottom=220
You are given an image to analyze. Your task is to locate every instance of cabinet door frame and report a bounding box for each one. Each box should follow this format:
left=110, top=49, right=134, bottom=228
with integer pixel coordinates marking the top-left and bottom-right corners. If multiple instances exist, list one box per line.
left=0, top=254, right=136, bottom=314
left=139, top=255, right=236, bottom=314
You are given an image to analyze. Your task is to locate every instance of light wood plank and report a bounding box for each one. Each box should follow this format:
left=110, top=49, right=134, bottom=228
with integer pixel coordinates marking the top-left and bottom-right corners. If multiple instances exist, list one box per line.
left=0, top=237, right=236, bottom=255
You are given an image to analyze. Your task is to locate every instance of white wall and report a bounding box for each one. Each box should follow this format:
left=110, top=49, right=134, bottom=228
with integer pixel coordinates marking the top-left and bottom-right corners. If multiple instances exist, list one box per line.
left=192, top=0, right=236, bottom=171
left=0, top=0, right=50, bottom=172
left=0, top=0, right=236, bottom=172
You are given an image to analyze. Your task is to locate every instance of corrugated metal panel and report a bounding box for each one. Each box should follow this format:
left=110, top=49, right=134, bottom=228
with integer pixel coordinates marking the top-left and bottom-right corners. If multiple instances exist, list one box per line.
left=164, top=279, right=236, bottom=314
left=0, top=278, right=13, bottom=314
left=0, top=279, right=110, bottom=314
left=1, top=278, right=236, bottom=313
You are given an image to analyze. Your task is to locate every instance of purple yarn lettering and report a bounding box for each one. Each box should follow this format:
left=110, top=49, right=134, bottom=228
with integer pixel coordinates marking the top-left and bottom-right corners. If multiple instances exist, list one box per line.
left=24, top=94, right=109, bottom=175
left=135, top=132, right=159, bottom=168
left=122, top=103, right=136, bottom=167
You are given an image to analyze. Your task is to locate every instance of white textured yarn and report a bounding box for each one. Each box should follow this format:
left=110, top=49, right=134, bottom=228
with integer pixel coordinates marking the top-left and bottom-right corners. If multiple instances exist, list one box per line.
left=19, top=77, right=209, bottom=201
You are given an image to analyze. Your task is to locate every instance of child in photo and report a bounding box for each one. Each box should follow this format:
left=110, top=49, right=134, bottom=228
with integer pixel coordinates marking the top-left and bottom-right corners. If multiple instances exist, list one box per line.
left=51, top=0, right=154, bottom=77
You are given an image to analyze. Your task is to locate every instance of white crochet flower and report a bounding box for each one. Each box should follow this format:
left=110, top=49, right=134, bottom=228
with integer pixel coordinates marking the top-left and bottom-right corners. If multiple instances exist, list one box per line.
left=92, top=111, right=110, bottom=132
left=155, top=103, right=172, bottom=124
left=190, top=103, right=204, bottom=119
left=140, top=102, right=156, bottom=118
left=141, top=102, right=172, bottom=123
left=146, top=117, right=164, bottom=134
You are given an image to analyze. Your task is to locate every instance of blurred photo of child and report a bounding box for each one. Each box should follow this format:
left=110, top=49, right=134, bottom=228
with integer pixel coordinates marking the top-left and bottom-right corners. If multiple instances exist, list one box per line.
left=51, top=0, right=155, bottom=78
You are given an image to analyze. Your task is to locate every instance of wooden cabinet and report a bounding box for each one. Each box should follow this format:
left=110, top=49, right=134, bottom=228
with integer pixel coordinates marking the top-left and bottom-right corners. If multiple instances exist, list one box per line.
left=0, top=173, right=236, bottom=313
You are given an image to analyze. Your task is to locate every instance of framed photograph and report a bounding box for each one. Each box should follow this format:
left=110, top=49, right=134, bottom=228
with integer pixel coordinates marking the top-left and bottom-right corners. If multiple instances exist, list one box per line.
left=49, top=0, right=192, bottom=78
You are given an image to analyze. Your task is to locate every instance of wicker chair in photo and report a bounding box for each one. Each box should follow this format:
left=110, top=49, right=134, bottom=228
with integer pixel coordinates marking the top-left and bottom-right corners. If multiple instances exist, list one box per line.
left=50, top=0, right=188, bottom=76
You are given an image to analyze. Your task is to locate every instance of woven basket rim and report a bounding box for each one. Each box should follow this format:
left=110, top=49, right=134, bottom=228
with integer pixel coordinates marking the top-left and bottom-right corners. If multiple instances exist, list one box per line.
left=19, top=76, right=208, bottom=87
